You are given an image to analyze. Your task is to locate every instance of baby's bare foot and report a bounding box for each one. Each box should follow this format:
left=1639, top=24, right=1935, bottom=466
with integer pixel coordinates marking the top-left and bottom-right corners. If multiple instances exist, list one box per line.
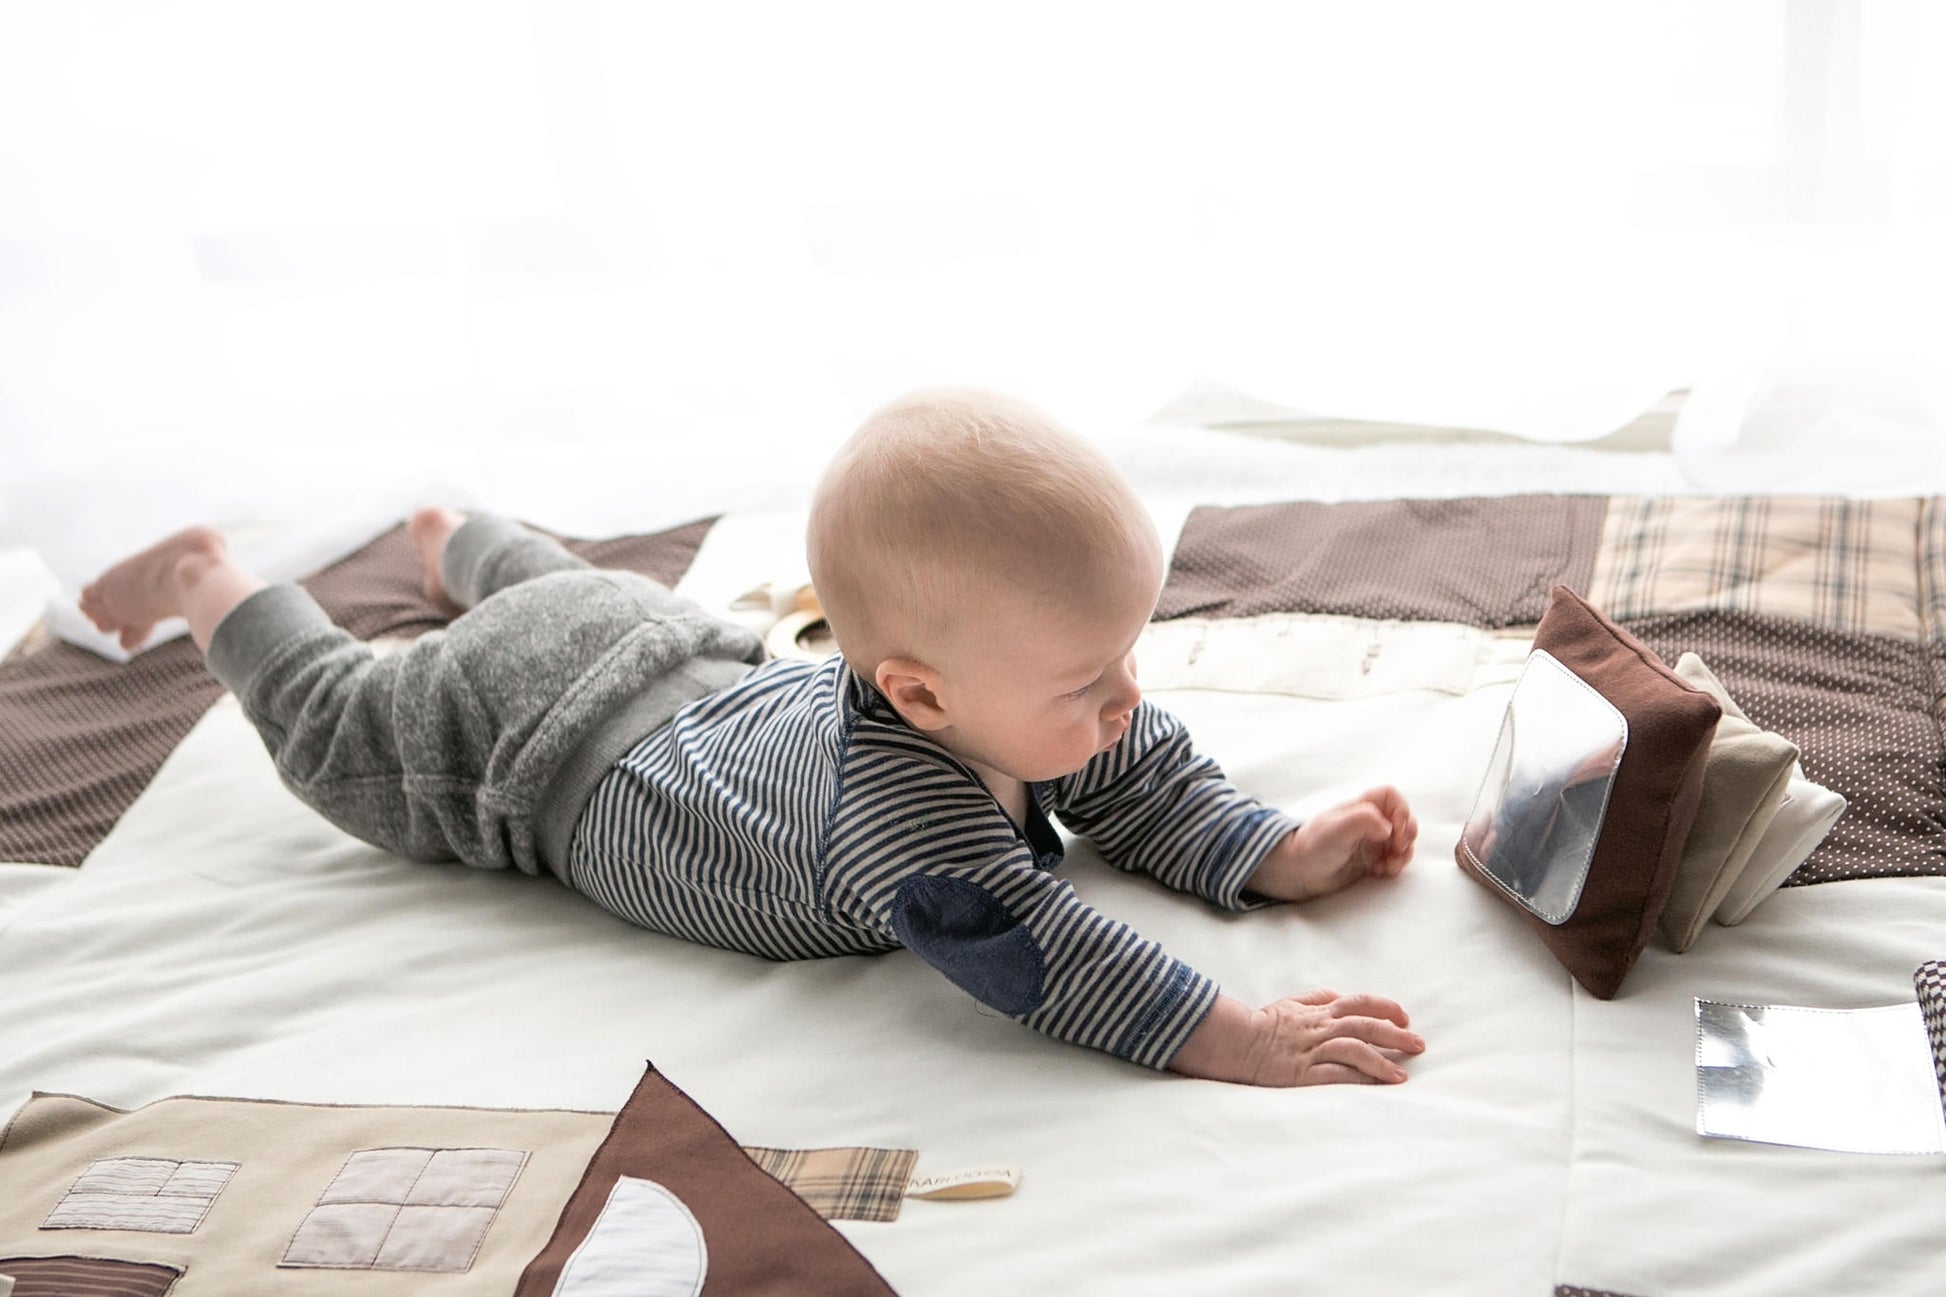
left=79, top=526, right=228, bottom=652
left=407, top=505, right=467, bottom=616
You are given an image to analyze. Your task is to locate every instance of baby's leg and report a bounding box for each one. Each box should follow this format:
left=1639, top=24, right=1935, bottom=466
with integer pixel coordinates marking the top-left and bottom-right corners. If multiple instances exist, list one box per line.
left=80, top=527, right=268, bottom=655
left=407, top=507, right=597, bottom=613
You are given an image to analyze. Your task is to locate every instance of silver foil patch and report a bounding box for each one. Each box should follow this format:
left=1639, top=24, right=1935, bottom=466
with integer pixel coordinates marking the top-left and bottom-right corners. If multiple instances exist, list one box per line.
left=1695, top=999, right=1946, bottom=1154
left=1458, top=649, right=1626, bottom=925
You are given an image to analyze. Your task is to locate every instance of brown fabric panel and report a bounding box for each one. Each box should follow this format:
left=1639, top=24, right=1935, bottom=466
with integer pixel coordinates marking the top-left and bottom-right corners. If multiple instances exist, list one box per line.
left=558, top=516, right=717, bottom=589
left=0, top=638, right=225, bottom=867
left=1459, top=587, right=1721, bottom=1000
left=0, top=517, right=718, bottom=868
left=517, top=1064, right=898, bottom=1297
left=299, top=517, right=718, bottom=642
left=0, top=1254, right=182, bottom=1296
left=1627, top=610, right=1946, bottom=885
left=1156, top=495, right=1606, bottom=627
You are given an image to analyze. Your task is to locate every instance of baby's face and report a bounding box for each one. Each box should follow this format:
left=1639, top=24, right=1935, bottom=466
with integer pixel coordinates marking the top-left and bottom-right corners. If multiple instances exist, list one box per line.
left=933, top=546, right=1163, bottom=786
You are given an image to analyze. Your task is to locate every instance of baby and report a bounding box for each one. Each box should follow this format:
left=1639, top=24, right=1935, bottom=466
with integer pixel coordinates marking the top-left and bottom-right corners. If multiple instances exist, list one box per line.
left=81, top=387, right=1424, bottom=1086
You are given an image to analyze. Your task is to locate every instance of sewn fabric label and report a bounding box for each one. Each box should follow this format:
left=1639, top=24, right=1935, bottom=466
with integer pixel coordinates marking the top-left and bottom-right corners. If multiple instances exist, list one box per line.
left=905, top=1166, right=1021, bottom=1200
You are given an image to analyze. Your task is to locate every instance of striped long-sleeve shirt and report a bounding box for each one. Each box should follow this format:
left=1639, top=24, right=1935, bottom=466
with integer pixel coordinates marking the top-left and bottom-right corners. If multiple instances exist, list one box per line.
left=565, top=653, right=1298, bottom=1069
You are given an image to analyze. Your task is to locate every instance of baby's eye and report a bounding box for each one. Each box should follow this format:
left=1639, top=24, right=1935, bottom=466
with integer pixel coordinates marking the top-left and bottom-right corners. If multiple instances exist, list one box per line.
left=1062, top=681, right=1094, bottom=701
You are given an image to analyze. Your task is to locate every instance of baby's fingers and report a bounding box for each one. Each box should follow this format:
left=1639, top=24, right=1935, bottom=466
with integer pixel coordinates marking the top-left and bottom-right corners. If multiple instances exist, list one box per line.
left=1306, top=1036, right=1409, bottom=1085
left=1319, top=991, right=1413, bottom=1029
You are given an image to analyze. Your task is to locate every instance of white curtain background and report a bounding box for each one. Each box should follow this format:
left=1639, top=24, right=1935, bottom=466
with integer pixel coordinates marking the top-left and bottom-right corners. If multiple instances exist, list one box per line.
left=2, top=0, right=1944, bottom=592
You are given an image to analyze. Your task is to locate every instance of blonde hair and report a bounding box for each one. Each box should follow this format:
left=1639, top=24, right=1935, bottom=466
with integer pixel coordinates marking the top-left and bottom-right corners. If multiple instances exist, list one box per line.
left=807, top=387, right=1157, bottom=675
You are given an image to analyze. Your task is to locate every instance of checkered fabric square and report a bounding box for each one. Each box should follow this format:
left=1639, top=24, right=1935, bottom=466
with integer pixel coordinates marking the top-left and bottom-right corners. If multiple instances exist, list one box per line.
left=1590, top=496, right=1926, bottom=641
left=742, top=1145, right=919, bottom=1223
left=1915, top=960, right=1946, bottom=1115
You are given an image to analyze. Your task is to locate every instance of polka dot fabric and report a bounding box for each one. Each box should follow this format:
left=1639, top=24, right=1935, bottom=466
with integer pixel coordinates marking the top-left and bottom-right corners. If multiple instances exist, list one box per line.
left=1627, top=610, right=1945, bottom=885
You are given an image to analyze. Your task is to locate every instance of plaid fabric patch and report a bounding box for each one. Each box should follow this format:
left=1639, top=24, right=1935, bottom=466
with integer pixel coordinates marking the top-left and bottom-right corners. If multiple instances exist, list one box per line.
left=1590, top=496, right=1926, bottom=640
left=742, top=1146, right=919, bottom=1224
left=1922, top=494, right=1938, bottom=642
left=1917, top=960, right=1946, bottom=1119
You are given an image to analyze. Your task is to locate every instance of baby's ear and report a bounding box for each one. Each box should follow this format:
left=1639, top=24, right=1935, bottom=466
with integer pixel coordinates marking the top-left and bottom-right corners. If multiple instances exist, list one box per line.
left=875, top=658, right=951, bottom=731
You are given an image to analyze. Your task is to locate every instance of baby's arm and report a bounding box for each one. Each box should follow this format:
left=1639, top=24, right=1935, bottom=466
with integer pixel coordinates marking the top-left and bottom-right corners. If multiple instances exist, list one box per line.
left=1168, top=988, right=1424, bottom=1086
left=1243, top=786, right=1418, bottom=903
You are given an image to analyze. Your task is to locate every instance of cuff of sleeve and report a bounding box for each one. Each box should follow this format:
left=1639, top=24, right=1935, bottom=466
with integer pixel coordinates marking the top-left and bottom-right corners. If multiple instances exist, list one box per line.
left=1204, top=806, right=1303, bottom=911
left=204, top=583, right=341, bottom=697
left=1115, top=961, right=1222, bottom=1071
left=440, top=512, right=535, bottom=609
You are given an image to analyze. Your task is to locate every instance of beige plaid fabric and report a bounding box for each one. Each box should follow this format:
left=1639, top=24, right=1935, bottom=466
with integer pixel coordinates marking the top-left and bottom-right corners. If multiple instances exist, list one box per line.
left=1920, top=497, right=1946, bottom=646
left=742, top=1146, right=919, bottom=1224
left=1589, top=496, right=1926, bottom=641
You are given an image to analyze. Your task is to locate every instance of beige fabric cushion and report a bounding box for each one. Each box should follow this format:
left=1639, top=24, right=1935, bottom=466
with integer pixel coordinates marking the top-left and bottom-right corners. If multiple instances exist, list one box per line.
left=1670, top=652, right=1849, bottom=927
left=1660, top=654, right=1801, bottom=952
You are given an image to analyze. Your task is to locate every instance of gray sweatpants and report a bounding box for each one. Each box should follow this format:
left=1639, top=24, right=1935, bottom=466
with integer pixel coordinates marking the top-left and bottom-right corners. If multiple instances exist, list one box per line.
left=203, top=514, right=765, bottom=877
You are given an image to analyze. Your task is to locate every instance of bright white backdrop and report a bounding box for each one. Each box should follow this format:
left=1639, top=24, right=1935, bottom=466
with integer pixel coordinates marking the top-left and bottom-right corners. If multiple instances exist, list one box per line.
left=2, top=1, right=1943, bottom=587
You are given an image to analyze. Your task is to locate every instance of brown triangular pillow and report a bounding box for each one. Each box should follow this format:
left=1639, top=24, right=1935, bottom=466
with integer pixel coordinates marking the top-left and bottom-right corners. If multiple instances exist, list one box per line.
left=1457, top=586, right=1720, bottom=998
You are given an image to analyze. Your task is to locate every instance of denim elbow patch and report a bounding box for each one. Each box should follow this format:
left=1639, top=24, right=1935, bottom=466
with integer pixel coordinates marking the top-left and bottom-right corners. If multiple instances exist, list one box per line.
left=890, top=876, right=1046, bottom=1016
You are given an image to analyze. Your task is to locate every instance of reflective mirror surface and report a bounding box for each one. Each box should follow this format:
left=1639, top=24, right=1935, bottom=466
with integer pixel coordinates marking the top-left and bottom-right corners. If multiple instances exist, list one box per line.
left=1696, top=999, right=1946, bottom=1154
left=1459, top=649, right=1626, bottom=925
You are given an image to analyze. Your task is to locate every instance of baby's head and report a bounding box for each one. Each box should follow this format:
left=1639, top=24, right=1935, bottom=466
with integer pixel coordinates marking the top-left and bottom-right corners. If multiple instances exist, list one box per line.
left=807, top=387, right=1163, bottom=784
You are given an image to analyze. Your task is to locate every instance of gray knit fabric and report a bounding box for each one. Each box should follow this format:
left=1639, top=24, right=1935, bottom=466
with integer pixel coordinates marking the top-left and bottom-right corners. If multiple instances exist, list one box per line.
left=204, top=513, right=764, bottom=876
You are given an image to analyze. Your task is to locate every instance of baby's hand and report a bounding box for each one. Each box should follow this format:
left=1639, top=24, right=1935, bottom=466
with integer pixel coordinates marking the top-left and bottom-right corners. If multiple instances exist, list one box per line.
left=1247, top=786, right=1418, bottom=902
left=1170, top=990, right=1424, bottom=1086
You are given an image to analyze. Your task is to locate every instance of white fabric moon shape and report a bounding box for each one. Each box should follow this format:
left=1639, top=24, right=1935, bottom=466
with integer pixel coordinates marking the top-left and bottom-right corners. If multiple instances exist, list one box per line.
left=552, top=1175, right=708, bottom=1297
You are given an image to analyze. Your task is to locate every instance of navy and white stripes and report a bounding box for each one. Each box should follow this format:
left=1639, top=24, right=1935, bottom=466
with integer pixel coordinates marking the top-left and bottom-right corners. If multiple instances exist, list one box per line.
left=567, top=654, right=1298, bottom=1069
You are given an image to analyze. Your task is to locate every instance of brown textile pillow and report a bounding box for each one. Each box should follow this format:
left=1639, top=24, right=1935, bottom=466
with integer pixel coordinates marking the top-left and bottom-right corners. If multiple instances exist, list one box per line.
left=1457, top=586, right=1721, bottom=998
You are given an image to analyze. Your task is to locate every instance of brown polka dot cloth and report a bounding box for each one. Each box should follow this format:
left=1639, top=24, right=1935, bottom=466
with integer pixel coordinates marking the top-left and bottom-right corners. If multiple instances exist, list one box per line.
left=0, top=518, right=716, bottom=868
left=1626, top=611, right=1945, bottom=886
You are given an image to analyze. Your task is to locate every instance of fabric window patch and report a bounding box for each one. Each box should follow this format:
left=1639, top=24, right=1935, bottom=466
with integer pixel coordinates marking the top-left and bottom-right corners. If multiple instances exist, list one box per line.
left=515, top=1064, right=898, bottom=1297
left=1589, top=495, right=1925, bottom=640
left=41, top=1157, right=237, bottom=1234
left=280, top=1146, right=528, bottom=1273
left=1154, top=495, right=1607, bottom=627
left=551, top=1176, right=707, bottom=1297
left=1627, top=610, right=1946, bottom=885
left=0, top=1256, right=182, bottom=1296
left=742, top=1147, right=920, bottom=1224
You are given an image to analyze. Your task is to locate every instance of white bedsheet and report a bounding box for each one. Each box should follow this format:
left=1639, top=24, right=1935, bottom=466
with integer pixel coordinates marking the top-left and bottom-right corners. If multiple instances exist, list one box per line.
left=2, top=433, right=1940, bottom=1295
